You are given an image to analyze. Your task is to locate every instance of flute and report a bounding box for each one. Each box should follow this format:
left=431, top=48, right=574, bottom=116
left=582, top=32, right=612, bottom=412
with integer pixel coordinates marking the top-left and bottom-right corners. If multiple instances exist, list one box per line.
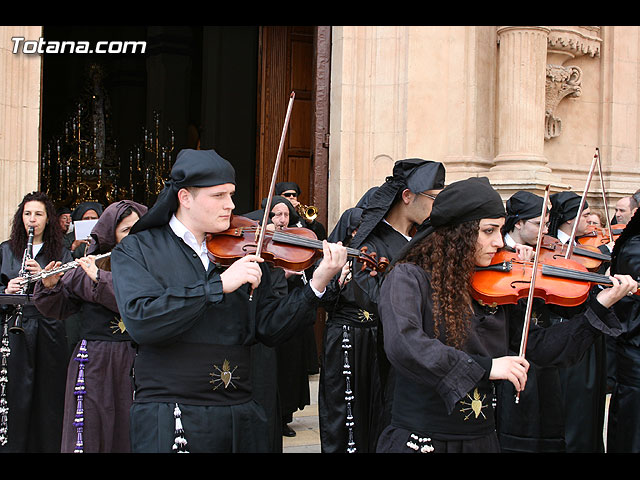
left=19, top=252, right=111, bottom=286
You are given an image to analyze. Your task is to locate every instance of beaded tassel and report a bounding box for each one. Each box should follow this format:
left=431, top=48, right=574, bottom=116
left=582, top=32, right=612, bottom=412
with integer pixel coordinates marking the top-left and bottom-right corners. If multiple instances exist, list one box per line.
left=342, top=325, right=356, bottom=453
left=73, top=340, right=88, bottom=453
left=0, top=318, right=10, bottom=446
left=172, top=403, right=188, bottom=453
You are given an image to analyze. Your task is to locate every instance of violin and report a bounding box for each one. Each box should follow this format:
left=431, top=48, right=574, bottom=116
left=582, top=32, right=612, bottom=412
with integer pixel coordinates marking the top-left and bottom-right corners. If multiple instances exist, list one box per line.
left=578, top=223, right=626, bottom=247
left=206, top=215, right=389, bottom=274
left=470, top=250, right=636, bottom=308
left=538, top=234, right=610, bottom=271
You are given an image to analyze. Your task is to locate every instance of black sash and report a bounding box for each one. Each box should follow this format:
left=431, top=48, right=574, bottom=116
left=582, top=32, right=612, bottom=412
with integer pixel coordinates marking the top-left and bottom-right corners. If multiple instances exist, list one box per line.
left=133, top=342, right=252, bottom=406
left=391, top=373, right=496, bottom=440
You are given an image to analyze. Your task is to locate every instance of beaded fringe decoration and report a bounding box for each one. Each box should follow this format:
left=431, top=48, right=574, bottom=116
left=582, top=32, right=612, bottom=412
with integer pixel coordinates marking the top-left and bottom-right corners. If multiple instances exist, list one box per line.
left=0, top=318, right=10, bottom=446
left=172, top=403, right=188, bottom=453
left=73, top=340, right=88, bottom=453
left=342, top=325, right=356, bottom=453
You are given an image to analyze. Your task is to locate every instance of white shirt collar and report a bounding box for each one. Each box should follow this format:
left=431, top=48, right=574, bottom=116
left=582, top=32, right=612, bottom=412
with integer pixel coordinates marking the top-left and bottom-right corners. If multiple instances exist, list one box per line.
left=504, top=233, right=517, bottom=249
left=169, top=214, right=210, bottom=270
left=383, top=219, right=412, bottom=241
left=556, top=229, right=571, bottom=245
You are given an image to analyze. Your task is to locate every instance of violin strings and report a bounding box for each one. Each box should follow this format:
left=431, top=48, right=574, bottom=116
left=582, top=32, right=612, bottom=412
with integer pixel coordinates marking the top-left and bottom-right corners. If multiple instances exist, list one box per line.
left=541, top=264, right=613, bottom=285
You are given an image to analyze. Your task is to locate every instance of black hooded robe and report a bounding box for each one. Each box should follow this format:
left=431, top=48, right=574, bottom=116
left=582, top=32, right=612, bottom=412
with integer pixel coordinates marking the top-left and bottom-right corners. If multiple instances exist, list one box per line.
left=0, top=240, right=72, bottom=452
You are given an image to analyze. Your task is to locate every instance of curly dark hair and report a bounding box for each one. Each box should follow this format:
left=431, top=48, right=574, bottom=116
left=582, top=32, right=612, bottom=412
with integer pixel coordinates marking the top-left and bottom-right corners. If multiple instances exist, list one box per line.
left=398, top=220, right=480, bottom=349
left=9, top=191, right=64, bottom=260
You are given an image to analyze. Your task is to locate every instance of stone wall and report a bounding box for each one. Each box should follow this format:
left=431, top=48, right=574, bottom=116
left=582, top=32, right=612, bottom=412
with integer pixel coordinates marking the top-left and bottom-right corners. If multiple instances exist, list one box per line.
left=328, top=26, right=640, bottom=230
left=0, top=26, right=42, bottom=240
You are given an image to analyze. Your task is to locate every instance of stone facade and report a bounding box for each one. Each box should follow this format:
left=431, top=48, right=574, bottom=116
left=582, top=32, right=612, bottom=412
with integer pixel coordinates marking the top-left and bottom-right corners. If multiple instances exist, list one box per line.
left=328, top=26, right=639, bottom=229
left=1, top=26, right=639, bottom=238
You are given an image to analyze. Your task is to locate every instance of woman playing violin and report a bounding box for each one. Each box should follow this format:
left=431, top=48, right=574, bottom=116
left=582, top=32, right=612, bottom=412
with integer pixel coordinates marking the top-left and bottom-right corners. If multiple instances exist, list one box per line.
left=376, top=177, right=636, bottom=453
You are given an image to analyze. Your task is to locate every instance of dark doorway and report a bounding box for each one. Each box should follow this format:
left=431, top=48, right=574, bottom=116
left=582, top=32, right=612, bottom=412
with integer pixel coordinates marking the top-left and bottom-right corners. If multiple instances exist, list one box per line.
left=40, top=26, right=329, bottom=221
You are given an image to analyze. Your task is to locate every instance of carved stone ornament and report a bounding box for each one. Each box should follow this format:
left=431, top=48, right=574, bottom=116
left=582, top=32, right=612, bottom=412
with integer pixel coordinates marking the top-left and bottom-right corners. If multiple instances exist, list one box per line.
left=545, top=64, right=582, bottom=141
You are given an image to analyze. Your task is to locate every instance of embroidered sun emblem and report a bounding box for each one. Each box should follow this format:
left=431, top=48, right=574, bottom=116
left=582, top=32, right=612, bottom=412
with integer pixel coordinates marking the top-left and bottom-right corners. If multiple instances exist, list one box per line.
left=460, top=388, right=488, bottom=420
left=210, top=359, right=239, bottom=390
left=357, top=309, right=373, bottom=322
left=110, top=317, right=127, bottom=334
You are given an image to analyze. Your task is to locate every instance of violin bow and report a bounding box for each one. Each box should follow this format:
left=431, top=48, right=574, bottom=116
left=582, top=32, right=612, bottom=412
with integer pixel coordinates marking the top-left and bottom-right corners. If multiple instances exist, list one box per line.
left=516, top=184, right=551, bottom=403
left=565, top=149, right=599, bottom=260
left=249, top=91, right=296, bottom=301
left=594, top=147, right=615, bottom=247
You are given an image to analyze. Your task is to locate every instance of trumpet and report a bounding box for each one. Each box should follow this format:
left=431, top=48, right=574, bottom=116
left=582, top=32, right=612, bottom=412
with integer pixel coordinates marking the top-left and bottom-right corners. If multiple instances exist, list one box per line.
left=296, top=204, right=318, bottom=222
left=19, top=252, right=111, bottom=287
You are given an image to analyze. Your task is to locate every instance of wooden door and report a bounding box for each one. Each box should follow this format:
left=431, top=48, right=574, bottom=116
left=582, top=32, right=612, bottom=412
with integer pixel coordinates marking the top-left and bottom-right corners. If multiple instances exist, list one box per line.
left=256, top=25, right=315, bottom=209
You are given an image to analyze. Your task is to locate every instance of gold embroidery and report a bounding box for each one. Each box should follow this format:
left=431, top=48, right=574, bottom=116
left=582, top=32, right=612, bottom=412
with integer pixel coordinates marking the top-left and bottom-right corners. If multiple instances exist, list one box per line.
left=460, top=388, right=487, bottom=420
left=210, top=359, right=239, bottom=390
left=357, top=309, right=373, bottom=322
left=110, top=317, right=126, bottom=334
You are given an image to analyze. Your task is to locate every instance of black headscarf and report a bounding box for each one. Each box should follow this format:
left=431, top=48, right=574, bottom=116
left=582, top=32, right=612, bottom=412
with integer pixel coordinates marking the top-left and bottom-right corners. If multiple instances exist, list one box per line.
left=392, top=176, right=505, bottom=266
left=88, top=200, right=148, bottom=255
left=275, top=182, right=301, bottom=196
left=72, top=201, right=103, bottom=221
left=131, top=149, right=236, bottom=234
left=503, top=191, right=546, bottom=235
left=548, top=191, right=588, bottom=238
left=327, top=186, right=379, bottom=245
left=350, top=159, right=445, bottom=249
left=243, top=195, right=300, bottom=227
left=430, top=176, right=505, bottom=228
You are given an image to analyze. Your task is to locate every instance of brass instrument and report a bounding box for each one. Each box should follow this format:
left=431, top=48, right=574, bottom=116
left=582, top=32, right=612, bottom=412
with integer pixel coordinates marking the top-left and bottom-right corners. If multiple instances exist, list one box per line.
left=19, top=252, right=111, bottom=287
left=9, top=227, right=34, bottom=335
left=296, top=204, right=318, bottom=222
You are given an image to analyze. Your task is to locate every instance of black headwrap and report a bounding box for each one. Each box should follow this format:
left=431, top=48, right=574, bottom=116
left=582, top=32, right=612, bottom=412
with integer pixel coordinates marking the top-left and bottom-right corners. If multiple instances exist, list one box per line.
left=503, top=191, right=546, bottom=235
left=72, top=201, right=104, bottom=221
left=327, top=187, right=378, bottom=245
left=88, top=200, right=148, bottom=255
left=56, top=206, right=72, bottom=217
left=243, top=195, right=300, bottom=227
left=275, top=182, right=301, bottom=196
left=350, top=159, right=445, bottom=249
left=548, top=191, right=588, bottom=238
left=392, top=177, right=505, bottom=266
left=430, top=176, right=505, bottom=228
left=131, top=149, right=236, bottom=234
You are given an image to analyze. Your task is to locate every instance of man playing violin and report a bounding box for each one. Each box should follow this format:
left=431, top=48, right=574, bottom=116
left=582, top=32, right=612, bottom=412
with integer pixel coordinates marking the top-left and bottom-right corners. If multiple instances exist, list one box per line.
left=547, top=190, right=610, bottom=452
left=318, top=158, right=445, bottom=453
left=110, top=149, right=347, bottom=453
left=496, top=190, right=574, bottom=452
left=375, top=177, right=637, bottom=453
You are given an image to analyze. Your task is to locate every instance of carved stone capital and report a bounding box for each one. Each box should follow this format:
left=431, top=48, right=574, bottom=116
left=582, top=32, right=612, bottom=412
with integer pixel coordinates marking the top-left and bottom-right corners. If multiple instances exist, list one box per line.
left=547, top=26, right=602, bottom=60
left=545, top=64, right=582, bottom=140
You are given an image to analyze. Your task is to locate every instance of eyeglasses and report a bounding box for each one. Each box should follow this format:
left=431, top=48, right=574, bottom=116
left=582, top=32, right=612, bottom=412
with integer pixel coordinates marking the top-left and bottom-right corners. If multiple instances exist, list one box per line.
left=281, top=192, right=297, bottom=198
left=417, top=192, right=437, bottom=201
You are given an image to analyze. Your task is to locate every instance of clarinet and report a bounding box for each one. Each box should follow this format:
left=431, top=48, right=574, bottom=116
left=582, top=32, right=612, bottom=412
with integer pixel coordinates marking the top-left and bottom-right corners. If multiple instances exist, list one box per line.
left=9, top=227, right=34, bottom=335
left=0, top=226, right=34, bottom=444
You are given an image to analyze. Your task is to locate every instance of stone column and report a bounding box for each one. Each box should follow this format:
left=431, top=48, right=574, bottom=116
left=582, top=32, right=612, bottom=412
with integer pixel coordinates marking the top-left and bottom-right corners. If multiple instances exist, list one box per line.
left=0, top=26, right=43, bottom=240
left=489, top=26, right=559, bottom=194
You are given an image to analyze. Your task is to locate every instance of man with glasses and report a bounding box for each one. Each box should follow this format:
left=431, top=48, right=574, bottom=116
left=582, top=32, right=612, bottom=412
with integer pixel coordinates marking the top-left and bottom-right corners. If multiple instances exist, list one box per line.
left=275, top=182, right=327, bottom=240
left=318, top=158, right=445, bottom=453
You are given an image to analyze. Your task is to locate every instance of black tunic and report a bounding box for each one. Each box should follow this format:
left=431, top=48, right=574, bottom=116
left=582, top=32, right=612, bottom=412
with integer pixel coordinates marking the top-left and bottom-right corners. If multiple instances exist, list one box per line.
left=111, top=224, right=321, bottom=453
left=607, top=235, right=640, bottom=452
left=0, top=240, right=72, bottom=452
left=376, top=262, right=622, bottom=453
left=319, top=221, right=408, bottom=453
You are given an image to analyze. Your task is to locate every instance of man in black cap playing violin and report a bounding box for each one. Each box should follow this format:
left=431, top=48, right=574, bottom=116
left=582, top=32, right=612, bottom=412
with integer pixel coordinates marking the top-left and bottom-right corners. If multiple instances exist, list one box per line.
left=111, top=149, right=347, bottom=453
left=318, top=158, right=446, bottom=453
